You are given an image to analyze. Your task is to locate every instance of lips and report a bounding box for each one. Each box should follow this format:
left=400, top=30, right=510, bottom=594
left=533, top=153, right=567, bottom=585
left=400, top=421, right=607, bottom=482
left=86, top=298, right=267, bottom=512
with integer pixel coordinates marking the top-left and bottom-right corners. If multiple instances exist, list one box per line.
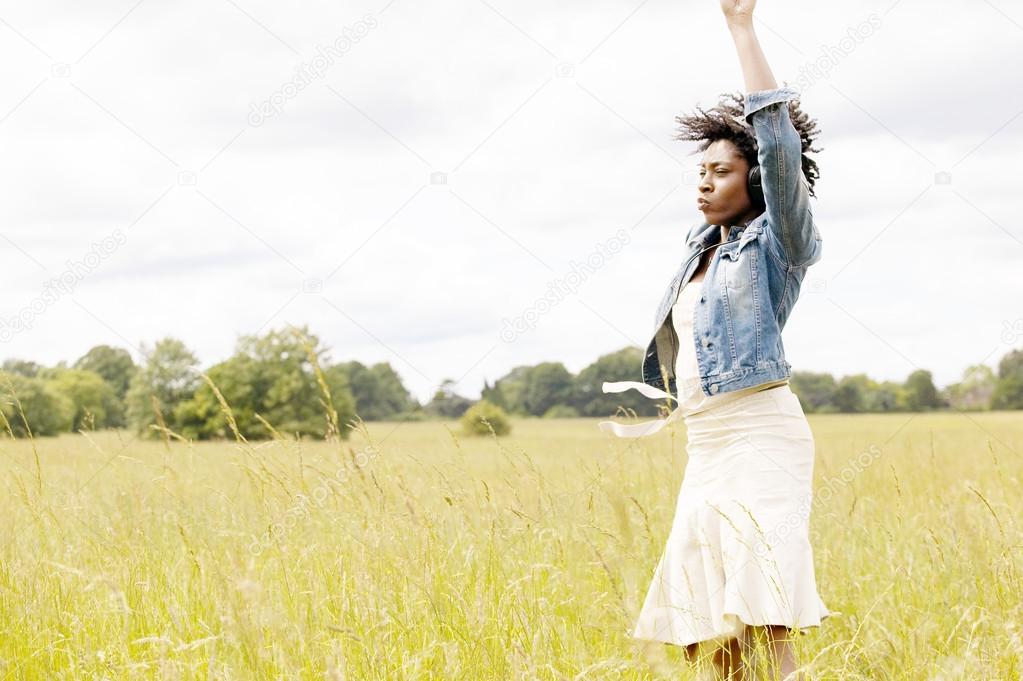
left=697, top=199, right=711, bottom=210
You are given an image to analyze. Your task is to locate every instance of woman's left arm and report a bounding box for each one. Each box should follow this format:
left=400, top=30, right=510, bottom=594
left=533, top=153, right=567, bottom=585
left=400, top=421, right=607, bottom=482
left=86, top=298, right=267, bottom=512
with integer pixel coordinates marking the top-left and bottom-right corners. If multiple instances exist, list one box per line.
left=720, top=0, right=776, bottom=91
left=721, top=1, right=821, bottom=268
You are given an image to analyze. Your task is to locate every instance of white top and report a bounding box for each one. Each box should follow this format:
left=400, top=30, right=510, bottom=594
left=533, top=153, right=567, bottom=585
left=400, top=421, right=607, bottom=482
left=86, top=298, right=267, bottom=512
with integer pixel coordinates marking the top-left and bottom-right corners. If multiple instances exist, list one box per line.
left=670, top=282, right=787, bottom=416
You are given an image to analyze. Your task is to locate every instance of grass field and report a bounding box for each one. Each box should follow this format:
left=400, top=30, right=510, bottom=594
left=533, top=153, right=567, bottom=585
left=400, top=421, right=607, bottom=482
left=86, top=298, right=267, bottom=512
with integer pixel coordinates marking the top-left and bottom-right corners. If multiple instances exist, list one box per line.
left=1, top=410, right=1021, bottom=679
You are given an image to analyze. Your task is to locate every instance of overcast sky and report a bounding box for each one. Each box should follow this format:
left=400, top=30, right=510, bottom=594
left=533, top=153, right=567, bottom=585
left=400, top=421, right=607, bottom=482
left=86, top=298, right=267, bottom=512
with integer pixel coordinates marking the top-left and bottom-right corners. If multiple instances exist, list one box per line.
left=1, top=0, right=1021, bottom=404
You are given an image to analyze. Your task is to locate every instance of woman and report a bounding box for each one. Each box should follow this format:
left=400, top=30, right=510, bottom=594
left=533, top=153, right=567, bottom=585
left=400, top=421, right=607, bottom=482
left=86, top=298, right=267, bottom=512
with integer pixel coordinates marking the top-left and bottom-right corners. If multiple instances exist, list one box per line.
left=598, top=1, right=830, bottom=678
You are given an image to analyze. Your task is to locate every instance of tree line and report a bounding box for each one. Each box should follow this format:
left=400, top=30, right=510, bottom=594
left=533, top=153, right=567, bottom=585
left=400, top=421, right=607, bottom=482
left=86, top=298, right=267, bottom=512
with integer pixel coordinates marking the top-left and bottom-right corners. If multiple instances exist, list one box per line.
left=0, top=327, right=414, bottom=439
left=2, top=331, right=1021, bottom=439
left=425, top=347, right=1023, bottom=418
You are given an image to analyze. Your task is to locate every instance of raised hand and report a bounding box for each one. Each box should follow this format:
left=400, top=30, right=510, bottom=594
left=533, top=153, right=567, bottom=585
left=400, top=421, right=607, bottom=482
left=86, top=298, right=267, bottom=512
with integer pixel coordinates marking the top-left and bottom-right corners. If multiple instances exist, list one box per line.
left=719, top=0, right=756, bottom=21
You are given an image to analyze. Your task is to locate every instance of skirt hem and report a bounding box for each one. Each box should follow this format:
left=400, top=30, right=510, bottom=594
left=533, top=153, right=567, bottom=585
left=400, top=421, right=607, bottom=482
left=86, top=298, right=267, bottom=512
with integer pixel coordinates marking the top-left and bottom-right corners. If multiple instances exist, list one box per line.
left=632, top=608, right=835, bottom=649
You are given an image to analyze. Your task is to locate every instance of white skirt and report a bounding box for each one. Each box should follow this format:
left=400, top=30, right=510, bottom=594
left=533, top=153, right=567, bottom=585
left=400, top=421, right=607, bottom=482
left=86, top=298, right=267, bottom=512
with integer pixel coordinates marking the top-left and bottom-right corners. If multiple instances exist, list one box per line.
left=630, top=383, right=831, bottom=647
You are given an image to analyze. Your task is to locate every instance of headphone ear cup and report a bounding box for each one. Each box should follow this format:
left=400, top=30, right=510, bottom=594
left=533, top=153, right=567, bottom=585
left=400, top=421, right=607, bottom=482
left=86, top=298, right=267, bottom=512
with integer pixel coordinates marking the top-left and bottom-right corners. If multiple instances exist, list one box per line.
left=748, top=165, right=765, bottom=210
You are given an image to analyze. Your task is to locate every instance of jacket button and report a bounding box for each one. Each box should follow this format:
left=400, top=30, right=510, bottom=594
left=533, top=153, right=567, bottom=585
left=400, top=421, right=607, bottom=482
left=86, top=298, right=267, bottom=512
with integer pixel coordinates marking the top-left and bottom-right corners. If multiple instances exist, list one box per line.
left=709, top=384, right=719, bottom=394
left=702, top=337, right=711, bottom=348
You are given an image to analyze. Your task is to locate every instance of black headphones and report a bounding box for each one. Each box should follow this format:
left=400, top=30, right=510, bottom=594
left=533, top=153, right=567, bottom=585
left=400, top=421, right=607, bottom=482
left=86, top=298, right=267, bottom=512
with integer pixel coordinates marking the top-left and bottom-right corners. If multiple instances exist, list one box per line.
left=747, top=165, right=765, bottom=211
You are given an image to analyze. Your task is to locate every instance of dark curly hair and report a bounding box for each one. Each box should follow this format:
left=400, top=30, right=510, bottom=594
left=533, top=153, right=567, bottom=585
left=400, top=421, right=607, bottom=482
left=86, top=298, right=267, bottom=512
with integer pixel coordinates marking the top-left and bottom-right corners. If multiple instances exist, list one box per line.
left=673, top=88, right=822, bottom=198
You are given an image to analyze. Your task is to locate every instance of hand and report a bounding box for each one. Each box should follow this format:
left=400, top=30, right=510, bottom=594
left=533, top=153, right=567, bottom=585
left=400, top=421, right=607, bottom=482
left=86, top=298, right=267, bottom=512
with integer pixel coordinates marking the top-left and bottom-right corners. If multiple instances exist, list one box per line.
left=720, top=0, right=756, bottom=21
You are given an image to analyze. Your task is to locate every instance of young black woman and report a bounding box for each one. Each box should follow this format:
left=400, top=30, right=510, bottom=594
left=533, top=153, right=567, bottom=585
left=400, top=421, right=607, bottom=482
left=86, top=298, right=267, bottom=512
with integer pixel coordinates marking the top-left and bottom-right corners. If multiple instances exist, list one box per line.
left=599, top=2, right=830, bottom=678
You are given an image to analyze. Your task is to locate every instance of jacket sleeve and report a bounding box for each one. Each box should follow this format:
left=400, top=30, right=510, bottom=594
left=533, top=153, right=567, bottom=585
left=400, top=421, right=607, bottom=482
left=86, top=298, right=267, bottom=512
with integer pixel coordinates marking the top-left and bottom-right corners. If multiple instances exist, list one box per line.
left=744, top=87, right=821, bottom=268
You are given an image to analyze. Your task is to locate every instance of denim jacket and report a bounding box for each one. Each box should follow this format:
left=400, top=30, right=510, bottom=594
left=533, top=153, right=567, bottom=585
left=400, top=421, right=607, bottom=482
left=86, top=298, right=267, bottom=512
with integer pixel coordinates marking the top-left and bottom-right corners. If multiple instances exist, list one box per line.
left=599, top=86, right=822, bottom=438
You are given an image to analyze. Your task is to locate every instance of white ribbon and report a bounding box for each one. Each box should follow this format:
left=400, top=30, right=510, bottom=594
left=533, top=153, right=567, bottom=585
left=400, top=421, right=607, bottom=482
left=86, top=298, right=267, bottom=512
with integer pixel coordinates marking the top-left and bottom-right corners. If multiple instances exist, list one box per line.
left=597, top=380, right=684, bottom=438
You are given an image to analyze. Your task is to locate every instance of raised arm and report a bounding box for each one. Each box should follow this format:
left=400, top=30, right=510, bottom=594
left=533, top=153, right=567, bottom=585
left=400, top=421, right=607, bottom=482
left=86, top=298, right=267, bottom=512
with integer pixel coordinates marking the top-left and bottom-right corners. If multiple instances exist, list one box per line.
left=721, top=0, right=776, bottom=92
left=721, top=0, right=821, bottom=268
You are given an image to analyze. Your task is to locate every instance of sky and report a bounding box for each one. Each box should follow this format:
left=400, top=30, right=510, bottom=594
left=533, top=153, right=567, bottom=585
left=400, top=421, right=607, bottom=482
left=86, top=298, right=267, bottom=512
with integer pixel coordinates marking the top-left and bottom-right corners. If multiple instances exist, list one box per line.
left=1, top=0, right=1021, bottom=405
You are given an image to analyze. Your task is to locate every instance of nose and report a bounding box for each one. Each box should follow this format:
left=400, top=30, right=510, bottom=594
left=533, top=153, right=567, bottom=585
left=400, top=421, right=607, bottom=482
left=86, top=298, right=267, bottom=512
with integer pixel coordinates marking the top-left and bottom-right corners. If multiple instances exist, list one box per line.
left=698, top=173, right=712, bottom=194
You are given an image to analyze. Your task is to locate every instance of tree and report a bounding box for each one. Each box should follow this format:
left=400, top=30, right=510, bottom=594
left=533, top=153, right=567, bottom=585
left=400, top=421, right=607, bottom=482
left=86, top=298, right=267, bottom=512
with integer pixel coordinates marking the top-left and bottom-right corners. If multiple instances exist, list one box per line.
left=174, top=326, right=357, bottom=440
left=944, top=364, right=996, bottom=411
left=126, top=338, right=201, bottom=437
left=904, top=369, right=941, bottom=411
left=991, top=349, right=1023, bottom=410
left=789, top=372, right=837, bottom=413
left=74, top=345, right=137, bottom=402
left=44, top=368, right=121, bottom=430
left=832, top=374, right=869, bottom=413
left=480, top=378, right=506, bottom=410
left=572, top=347, right=661, bottom=417
left=425, top=379, right=473, bottom=418
left=485, top=367, right=532, bottom=416
left=482, top=362, right=573, bottom=418
left=521, top=362, right=574, bottom=417
left=0, top=372, right=73, bottom=436
left=329, top=361, right=414, bottom=421
left=870, top=380, right=908, bottom=412
left=174, top=354, right=259, bottom=440
left=236, top=326, right=356, bottom=437
left=1, top=359, right=43, bottom=378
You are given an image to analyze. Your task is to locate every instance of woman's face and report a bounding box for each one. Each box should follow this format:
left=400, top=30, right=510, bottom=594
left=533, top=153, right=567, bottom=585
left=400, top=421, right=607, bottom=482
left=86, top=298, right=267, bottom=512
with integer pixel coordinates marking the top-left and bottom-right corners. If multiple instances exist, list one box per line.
left=696, top=139, right=760, bottom=228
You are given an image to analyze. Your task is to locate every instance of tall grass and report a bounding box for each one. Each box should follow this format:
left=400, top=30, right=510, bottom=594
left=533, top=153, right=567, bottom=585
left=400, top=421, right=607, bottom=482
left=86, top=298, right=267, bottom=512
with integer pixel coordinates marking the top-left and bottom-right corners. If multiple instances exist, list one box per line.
left=0, top=411, right=1020, bottom=679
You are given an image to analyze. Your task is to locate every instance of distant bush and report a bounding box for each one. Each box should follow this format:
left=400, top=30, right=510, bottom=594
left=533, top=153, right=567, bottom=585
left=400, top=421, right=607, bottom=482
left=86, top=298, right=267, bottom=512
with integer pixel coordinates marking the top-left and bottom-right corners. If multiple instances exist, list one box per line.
left=542, top=404, right=579, bottom=418
left=460, top=400, right=511, bottom=436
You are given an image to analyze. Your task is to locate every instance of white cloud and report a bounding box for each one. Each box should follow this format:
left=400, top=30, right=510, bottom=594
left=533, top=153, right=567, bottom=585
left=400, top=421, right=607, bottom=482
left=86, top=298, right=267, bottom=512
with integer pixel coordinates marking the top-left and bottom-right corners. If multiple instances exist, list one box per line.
left=0, top=0, right=1021, bottom=404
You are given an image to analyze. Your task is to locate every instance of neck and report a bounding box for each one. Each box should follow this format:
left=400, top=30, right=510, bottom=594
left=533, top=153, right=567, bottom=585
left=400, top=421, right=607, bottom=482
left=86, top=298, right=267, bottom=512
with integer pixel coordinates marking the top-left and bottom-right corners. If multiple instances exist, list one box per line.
left=720, top=212, right=757, bottom=240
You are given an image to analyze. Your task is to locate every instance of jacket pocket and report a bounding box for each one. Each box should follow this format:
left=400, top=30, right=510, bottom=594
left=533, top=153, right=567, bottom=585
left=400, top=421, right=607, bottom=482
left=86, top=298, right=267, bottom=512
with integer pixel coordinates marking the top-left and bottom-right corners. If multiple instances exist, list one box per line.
left=720, top=255, right=753, bottom=290
left=718, top=224, right=760, bottom=290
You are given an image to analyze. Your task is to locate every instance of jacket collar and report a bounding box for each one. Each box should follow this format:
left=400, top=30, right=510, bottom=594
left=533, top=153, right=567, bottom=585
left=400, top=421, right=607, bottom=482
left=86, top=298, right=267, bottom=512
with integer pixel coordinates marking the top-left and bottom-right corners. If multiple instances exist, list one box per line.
left=686, top=215, right=763, bottom=249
